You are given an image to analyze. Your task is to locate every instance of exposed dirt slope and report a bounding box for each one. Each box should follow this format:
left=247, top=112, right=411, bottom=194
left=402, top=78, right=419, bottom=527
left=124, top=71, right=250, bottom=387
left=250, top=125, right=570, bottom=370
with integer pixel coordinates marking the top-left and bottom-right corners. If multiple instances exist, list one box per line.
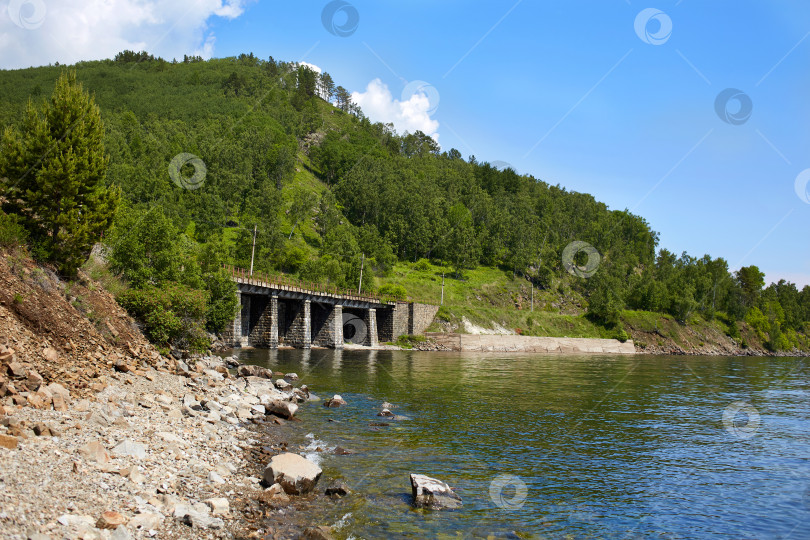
left=0, top=248, right=162, bottom=399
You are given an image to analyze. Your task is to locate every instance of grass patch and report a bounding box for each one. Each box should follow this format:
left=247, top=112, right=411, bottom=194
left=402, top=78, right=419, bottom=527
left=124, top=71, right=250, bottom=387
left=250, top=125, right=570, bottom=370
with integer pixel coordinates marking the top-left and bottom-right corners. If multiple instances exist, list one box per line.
left=82, top=254, right=128, bottom=298
left=394, top=334, right=427, bottom=349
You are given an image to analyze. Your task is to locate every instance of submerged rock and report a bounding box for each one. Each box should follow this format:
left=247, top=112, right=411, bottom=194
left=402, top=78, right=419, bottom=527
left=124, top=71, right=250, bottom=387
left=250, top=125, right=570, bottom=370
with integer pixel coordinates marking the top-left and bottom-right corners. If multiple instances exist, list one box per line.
left=325, top=480, right=350, bottom=498
left=263, top=452, right=322, bottom=495
left=303, top=525, right=335, bottom=540
left=410, top=473, right=462, bottom=510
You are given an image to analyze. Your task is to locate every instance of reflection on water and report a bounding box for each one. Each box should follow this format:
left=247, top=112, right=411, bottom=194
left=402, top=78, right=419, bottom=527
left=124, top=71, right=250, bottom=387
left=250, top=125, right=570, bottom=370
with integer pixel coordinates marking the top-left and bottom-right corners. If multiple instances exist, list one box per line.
left=231, top=348, right=810, bottom=539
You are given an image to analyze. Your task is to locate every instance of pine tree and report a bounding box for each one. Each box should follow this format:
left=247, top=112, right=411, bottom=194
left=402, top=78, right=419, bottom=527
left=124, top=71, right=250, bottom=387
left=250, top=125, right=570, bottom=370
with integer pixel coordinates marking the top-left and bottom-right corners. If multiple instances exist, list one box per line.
left=0, top=70, right=119, bottom=275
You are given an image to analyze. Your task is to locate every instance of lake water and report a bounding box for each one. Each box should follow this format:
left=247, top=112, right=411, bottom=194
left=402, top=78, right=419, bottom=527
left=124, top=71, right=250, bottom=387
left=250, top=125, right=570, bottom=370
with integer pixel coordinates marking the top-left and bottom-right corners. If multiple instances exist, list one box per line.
left=231, top=348, right=810, bottom=539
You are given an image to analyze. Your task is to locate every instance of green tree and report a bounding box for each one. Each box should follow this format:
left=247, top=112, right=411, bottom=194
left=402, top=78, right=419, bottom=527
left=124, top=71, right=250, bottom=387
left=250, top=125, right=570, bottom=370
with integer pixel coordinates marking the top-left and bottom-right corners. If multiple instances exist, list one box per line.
left=0, top=71, right=119, bottom=275
left=586, top=272, right=623, bottom=327
left=204, top=269, right=238, bottom=333
left=736, top=265, right=765, bottom=308
left=107, top=205, right=185, bottom=288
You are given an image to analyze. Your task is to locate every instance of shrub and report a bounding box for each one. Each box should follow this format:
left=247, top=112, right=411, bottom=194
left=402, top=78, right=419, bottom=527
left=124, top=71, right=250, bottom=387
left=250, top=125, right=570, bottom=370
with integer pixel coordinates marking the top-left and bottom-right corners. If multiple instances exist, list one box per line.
left=744, top=307, right=769, bottom=342
left=436, top=306, right=451, bottom=321
left=117, top=282, right=208, bottom=351
left=0, top=211, right=28, bottom=247
left=615, top=329, right=630, bottom=342
left=414, top=258, right=431, bottom=272
left=378, top=283, right=407, bottom=301
left=725, top=318, right=741, bottom=340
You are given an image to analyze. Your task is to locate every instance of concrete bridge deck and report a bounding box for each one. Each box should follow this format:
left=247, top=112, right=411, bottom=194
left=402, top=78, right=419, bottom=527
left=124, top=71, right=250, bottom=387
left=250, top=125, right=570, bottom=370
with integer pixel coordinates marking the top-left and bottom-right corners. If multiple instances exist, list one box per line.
left=223, top=266, right=439, bottom=350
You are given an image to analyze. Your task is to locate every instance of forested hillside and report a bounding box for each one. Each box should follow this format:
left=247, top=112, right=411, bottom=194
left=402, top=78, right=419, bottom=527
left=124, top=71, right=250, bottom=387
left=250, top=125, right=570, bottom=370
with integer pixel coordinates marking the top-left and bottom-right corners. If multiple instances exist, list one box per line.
left=1, top=52, right=807, bottom=353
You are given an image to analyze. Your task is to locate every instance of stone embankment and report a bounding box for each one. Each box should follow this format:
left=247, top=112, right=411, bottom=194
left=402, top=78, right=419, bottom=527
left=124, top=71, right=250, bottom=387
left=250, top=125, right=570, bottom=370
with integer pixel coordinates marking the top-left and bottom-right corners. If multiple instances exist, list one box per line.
left=424, top=333, right=636, bottom=354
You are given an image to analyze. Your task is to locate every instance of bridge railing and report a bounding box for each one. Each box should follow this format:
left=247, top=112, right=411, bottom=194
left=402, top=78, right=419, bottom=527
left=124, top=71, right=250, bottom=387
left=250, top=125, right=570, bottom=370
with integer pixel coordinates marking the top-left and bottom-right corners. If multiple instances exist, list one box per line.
left=223, top=265, right=384, bottom=303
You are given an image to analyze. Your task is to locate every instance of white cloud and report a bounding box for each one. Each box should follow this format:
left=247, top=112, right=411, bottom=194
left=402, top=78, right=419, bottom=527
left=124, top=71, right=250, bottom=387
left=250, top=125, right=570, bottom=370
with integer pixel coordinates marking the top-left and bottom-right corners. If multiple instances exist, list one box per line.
left=351, top=78, right=440, bottom=141
left=0, top=0, right=250, bottom=69
left=296, top=61, right=322, bottom=74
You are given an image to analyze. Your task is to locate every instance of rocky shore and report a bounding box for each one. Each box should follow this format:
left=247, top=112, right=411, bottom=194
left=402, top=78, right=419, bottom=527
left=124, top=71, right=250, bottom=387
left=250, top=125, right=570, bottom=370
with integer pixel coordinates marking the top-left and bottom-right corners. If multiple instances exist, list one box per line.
left=0, top=349, right=348, bottom=540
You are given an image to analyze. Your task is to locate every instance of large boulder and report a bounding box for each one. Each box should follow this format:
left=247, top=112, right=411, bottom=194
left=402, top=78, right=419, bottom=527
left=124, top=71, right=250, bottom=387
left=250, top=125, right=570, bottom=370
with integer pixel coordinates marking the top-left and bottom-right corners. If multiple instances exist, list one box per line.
left=237, top=365, right=272, bottom=379
left=261, top=396, right=298, bottom=419
left=410, top=474, right=462, bottom=510
left=263, top=453, right=322, bottom=495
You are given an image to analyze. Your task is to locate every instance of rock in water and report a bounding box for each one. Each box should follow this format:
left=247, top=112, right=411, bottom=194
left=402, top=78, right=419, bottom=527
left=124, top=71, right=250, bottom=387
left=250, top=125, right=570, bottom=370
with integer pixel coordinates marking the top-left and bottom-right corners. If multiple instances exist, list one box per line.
left=410, top=473, right=462, bottom=509
left=325, top=480, right=350, bottom=498
left=262, top=398, right=298, bottom=419
left=323, top=395, right=347, bottom=408
left=303, top=526, right=335, bottom=540
left=263, top=453, right=322, bottom=495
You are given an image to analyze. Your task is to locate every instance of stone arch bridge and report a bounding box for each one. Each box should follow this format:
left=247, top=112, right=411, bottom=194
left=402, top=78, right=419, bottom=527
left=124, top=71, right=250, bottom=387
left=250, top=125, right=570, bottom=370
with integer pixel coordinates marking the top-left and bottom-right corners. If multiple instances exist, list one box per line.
left=223, top=267, right=439, bottom=349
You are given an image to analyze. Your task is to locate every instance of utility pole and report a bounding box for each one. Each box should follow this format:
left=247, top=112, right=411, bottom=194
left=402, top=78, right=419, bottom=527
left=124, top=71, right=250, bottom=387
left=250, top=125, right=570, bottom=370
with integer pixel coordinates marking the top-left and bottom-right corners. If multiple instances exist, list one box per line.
left=441, top=273, right=445, bottom=305
left=249, top=225, right=257, bottom=276
left=358, top=253, right=365, bottom=294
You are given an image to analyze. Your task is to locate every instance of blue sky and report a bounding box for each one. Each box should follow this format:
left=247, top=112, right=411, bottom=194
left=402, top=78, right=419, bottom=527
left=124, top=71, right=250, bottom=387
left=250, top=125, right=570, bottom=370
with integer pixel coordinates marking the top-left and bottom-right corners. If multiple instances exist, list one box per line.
left=2, top=0, right=808, bottom=286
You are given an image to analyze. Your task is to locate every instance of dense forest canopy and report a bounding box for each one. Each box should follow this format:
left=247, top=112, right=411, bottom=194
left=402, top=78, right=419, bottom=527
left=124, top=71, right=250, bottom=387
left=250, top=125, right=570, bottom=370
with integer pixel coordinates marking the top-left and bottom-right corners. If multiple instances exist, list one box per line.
left=0, top=52, right=807, bottom=351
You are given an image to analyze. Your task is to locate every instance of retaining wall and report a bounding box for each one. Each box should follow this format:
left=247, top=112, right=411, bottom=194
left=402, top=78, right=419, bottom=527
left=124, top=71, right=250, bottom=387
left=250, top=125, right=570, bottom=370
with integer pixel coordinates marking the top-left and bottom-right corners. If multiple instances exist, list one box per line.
left=425, top=333, right=636, bottom=354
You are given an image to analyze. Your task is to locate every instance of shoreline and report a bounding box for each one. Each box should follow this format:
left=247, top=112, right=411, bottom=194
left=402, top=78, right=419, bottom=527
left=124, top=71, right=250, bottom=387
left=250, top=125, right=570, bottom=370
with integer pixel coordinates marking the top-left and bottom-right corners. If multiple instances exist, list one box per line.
left=228, top=334, right=810, bottom=357
left=418, top=333, right=808, bottom=357
left=0, top=352, right=334, bottom=539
